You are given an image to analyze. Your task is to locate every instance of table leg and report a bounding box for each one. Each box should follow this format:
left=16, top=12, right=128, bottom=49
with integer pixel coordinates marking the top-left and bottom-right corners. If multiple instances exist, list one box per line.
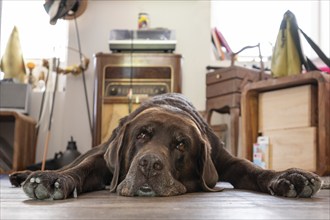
left=230, top=107, right=240, bottom=156
left=206, top=109, right=213, bottom=125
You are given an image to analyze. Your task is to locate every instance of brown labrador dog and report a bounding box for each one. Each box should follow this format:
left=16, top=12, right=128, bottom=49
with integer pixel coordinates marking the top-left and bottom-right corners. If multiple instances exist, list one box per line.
left=9, top=93, right=322, bottom=199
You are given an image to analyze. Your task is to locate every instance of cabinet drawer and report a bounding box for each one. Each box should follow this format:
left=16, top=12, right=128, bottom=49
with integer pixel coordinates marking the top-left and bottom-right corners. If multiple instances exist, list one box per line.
left=206, top=93, right=241, bottom=110
left=206, top=66, right=262, bottom=85
left=258, top=85, right=316, bottom=132
left=206, top=78, right=243, bottom=98
left=263, top=127, right=317, bottom=172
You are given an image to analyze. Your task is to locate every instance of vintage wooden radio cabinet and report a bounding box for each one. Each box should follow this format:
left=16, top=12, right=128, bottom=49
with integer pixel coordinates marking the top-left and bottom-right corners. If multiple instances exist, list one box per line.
left=92, top=52, right=182, bottom=146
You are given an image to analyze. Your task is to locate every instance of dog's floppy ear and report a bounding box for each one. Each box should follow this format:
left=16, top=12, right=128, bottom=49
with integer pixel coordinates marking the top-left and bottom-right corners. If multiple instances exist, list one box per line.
left=199, top=133, right=221, bottom=192
left=104, top=120, right=128, bottom=193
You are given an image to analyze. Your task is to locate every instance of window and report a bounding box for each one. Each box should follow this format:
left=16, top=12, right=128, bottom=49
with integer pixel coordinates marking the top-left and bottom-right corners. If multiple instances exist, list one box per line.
left=0, top=1, right=68, bottom=62
left=211, top=0, right=329, bottom=62
left=0, top=0, right=69, bottom=89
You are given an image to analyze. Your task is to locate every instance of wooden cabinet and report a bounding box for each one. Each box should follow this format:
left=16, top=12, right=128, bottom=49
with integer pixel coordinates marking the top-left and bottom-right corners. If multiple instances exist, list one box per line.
left=241, top=71, right=330, bottom=175
left=92, top=53, right=182, bottom=146
left=0, top=111, right=37, bottom=173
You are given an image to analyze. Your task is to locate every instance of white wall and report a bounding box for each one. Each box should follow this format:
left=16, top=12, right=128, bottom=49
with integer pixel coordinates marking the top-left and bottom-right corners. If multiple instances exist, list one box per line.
left=34, top=1, right=211, bottom=161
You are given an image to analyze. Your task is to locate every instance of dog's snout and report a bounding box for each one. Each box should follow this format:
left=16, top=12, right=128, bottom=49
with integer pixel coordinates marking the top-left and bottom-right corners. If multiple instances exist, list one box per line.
left=138, top=154, right=164, bottom=178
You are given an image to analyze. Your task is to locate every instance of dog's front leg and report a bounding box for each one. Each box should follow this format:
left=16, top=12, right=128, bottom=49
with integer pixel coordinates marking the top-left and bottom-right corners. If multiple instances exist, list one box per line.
left=217, top=152, right=322, bottom=198
left=257, top=167, right=322, bottom=198
left=19, top=151, right=111, bottom=200
left=9, top=143, right=112, bottom=200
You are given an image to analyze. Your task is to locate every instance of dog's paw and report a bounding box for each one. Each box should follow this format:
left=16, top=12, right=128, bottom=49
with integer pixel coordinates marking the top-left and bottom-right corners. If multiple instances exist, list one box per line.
left=9, top=170, right=32, bottom=187
left=268, top=168, right=322, bottom=198
left=22, top=171, right=76, bottom=200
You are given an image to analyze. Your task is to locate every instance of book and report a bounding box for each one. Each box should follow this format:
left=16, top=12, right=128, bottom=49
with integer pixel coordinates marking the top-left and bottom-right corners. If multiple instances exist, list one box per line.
left=211, top=37, right=220, bottom=60
left=215, top=27, right=233, bottom=55
left=211, top=28, right=225, bottom=60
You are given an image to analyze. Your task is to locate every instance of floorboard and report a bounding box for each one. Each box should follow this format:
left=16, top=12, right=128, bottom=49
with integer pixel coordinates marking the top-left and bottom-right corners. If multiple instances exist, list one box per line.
left=1, top=175, right=329, bottom=220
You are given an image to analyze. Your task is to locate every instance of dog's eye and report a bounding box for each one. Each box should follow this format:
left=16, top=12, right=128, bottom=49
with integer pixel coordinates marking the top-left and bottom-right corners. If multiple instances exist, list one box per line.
left=137, top=132, right=147, bottom=140
left=176, top=142, right=185, bottom=152
left=136, top=127, right=152, bottom=140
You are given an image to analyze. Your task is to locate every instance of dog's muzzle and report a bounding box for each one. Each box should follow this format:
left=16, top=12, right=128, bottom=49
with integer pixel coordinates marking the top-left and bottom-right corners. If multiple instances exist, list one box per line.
left=116, top=149, right=187, bottom=197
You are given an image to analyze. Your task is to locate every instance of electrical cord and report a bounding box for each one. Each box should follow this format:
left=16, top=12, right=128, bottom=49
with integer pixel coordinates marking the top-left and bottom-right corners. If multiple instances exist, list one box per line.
left=128, top=30, right=134, bottom=113
left=73, top=16, right=93, bottom=135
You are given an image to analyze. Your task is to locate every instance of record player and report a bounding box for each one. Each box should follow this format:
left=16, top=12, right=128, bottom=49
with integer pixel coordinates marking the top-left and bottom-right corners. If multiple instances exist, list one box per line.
left=109, top=29, right=176, bottom=53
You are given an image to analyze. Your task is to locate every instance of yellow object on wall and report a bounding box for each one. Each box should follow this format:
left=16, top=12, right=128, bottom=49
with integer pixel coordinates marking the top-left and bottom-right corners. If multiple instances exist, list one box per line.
left=0, top=26, right=26, bottom=83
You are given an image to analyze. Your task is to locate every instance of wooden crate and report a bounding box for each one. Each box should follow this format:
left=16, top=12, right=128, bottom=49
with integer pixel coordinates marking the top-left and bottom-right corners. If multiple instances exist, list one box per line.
left=258, top=85, right=317, bottom=131
left=241, top=71, right=330, bottom=176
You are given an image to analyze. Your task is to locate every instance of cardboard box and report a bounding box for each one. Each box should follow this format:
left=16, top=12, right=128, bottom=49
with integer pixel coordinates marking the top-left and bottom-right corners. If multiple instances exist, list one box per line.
left=253, top=136, right=270, bottom=169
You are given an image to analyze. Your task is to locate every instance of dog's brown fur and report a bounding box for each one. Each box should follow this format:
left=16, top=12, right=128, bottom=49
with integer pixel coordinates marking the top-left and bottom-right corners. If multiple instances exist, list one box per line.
left=9, top=93, right=322, bottom=199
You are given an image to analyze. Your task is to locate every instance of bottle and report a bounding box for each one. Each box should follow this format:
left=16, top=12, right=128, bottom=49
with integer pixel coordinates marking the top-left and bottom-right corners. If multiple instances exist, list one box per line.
left=56, top=136, right=81, bottom=168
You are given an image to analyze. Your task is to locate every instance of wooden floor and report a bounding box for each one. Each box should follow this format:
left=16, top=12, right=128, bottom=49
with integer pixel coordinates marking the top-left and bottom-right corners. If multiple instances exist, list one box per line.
left=1, top=175, right=329, bottom=220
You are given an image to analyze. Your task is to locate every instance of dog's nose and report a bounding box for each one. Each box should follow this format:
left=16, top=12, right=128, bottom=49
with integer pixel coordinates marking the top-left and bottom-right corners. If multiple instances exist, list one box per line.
left=138, top=154, right=164, bottom=178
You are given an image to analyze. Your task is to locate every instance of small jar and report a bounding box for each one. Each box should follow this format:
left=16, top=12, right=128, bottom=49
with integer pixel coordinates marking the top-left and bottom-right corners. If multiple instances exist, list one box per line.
left=138, top=13, right=149, bottom=29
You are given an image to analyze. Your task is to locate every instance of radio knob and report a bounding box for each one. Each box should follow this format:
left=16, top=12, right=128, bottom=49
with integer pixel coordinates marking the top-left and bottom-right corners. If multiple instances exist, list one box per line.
left=154, top=86, right=166, bottom=95
left=153, top=87, right=159, bottom=94
left=109, top=87, right=118, bottom=96
left=159, top=87, right=166, bottom=93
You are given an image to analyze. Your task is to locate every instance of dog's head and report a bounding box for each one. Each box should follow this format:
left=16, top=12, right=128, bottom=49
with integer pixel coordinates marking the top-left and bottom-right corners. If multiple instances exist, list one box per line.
left=104, top=95, right=219, bottom=196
